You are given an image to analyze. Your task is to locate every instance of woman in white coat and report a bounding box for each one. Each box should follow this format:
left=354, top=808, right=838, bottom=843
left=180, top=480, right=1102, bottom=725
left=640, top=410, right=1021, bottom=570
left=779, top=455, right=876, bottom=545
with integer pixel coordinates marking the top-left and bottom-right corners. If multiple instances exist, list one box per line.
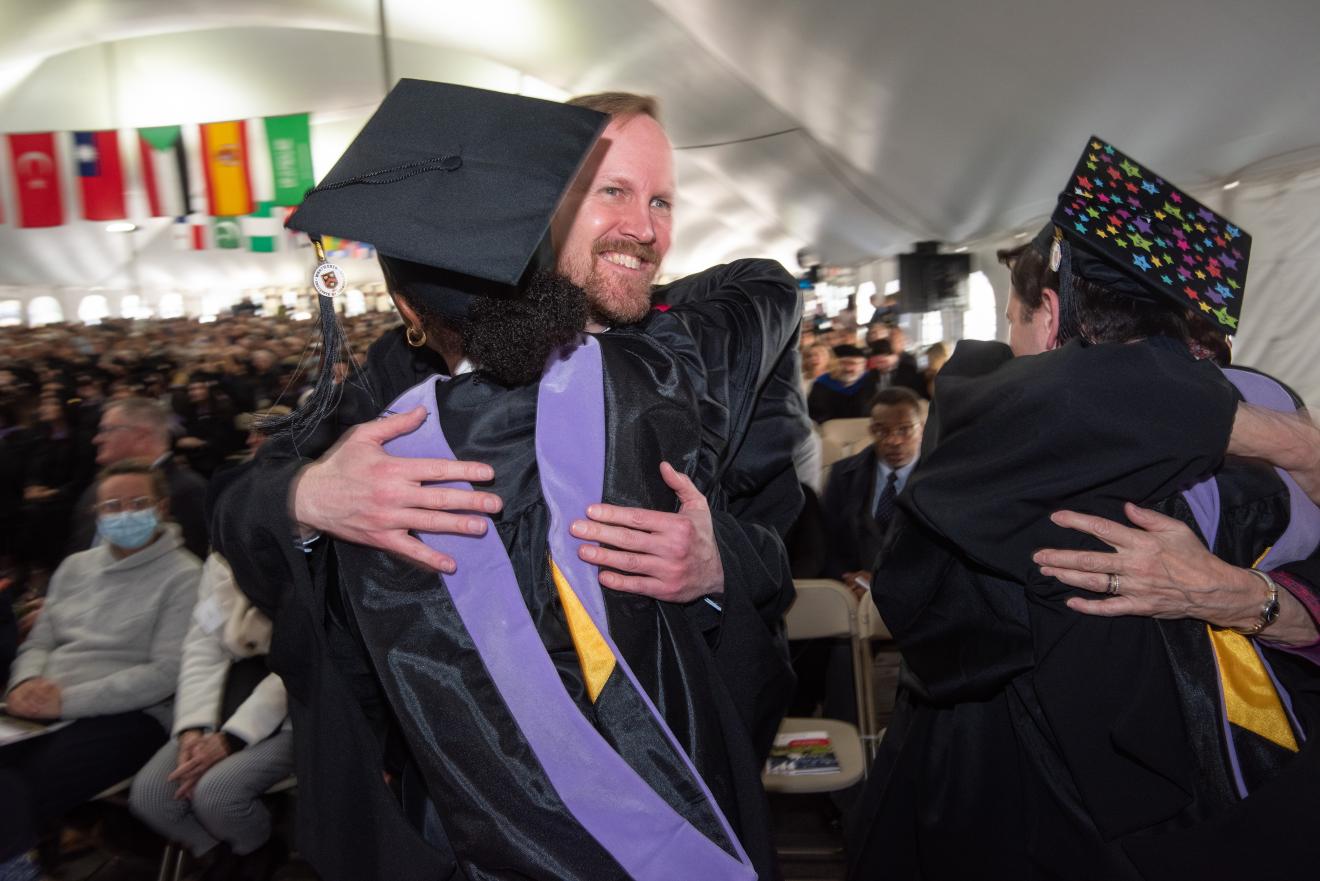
left=129, top=551, right=293, bottom=881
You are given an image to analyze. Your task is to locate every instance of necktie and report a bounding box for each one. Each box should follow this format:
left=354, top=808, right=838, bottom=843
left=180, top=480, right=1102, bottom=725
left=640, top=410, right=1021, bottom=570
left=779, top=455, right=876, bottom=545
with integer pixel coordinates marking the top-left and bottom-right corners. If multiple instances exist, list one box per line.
left=874, top=469, right=899, bottom=527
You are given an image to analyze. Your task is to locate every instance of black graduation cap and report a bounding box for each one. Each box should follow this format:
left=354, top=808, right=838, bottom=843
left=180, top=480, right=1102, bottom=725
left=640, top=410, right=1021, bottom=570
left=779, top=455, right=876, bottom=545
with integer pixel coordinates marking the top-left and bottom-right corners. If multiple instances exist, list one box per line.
left=269, top=79, right=606, bottom=439
left=1048, top=136, right=1251, bottom=335
left=287, top=78, right=608, bottom=318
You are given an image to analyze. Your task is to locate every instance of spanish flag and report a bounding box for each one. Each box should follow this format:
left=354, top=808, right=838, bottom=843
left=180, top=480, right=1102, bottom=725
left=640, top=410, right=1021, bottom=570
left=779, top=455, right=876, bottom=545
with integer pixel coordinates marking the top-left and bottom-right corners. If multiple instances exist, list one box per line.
left=199, top=120, right=254, bottom=217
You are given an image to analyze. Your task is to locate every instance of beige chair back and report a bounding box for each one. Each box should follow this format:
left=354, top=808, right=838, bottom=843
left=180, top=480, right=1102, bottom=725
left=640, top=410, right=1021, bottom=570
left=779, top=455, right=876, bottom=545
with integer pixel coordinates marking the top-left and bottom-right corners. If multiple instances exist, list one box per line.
left=819, top=417, right=871, bottom=468
left=784, top=579, right=858, bottom=640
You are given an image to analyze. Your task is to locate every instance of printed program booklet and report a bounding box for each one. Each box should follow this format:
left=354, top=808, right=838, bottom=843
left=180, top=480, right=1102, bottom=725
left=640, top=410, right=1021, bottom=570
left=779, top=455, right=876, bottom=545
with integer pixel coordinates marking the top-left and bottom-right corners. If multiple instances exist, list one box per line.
left=765, top=730, right=840, bottom=775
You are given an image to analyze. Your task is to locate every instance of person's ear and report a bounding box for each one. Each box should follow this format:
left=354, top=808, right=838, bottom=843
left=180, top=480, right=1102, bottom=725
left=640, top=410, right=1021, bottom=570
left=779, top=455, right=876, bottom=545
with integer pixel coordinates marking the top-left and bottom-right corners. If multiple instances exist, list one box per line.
left=388, top=291, right=422, bottom=328
left=1040, top=287, right=1061, bottom=350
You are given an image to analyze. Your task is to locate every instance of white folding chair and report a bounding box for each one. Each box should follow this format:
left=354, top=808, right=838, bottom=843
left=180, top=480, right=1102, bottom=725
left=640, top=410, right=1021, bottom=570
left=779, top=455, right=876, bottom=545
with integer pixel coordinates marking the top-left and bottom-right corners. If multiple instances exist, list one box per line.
left=856, top=596, right=894, bottom=760
left=763, top=579, right=867, bottom=795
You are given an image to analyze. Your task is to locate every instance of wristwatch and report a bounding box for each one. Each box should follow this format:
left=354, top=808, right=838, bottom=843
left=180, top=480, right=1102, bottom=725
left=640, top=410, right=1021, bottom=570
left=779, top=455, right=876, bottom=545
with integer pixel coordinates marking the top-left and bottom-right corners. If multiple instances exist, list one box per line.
left=1234, top=568, right=1281, bottom=637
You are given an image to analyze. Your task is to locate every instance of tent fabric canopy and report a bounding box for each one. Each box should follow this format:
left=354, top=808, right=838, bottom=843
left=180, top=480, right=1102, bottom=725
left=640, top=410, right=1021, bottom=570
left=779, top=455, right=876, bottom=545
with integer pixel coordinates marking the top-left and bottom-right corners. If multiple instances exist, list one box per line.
left=2, top=0, right=1319, bottom=399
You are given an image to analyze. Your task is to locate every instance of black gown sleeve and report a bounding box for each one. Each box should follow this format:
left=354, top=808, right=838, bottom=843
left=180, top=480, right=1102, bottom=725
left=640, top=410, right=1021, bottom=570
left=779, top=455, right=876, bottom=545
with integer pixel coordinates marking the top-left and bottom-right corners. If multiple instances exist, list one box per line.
left=874, top=337, right=1246, bottom=841
left=652, top=259, right=804, bottom=759
left=874, top=337, right=1240, bottom=701
left=903, top=338, right=1238, bottom=585
left=206, top=327, right=456, bottom=881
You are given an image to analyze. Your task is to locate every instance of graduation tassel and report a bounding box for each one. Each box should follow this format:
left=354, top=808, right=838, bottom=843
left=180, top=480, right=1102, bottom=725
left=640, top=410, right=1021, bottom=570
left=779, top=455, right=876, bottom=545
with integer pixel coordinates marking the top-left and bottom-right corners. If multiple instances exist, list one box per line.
left=260, top=237, right=353, bottom=445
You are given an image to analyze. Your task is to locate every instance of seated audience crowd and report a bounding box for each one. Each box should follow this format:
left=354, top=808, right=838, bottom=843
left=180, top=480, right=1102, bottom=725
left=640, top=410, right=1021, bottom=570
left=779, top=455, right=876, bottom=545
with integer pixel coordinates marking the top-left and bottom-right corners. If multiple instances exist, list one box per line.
left=4, top=265, right=1317, bottom=881
left=0, top=316, right=325, bottom=879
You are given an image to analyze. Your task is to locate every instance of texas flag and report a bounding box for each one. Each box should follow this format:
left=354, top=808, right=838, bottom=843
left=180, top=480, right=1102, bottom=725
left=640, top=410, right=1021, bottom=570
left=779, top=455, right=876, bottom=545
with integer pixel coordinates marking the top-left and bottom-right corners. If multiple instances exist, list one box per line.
left=73, top=130, right=127, bottom=220
left=6, top=133, right=64, bottom=228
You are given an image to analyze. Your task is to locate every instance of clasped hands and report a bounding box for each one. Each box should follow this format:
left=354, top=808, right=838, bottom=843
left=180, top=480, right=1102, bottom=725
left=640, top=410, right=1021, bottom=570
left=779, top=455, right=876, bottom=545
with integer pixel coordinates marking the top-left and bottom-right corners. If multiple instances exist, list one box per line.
left=290, top=406, right=723, bottom=602
left=169, top=730, right=233, bottom=800
left=5, top=677, right=61, bottom=720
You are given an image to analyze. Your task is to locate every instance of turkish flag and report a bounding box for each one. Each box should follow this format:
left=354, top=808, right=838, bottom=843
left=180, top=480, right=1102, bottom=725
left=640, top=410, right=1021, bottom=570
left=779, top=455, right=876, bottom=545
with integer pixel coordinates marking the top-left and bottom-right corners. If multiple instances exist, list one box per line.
left=7, top=133, right=64, bottom=227
left=73, top=130, right=127, bottom=220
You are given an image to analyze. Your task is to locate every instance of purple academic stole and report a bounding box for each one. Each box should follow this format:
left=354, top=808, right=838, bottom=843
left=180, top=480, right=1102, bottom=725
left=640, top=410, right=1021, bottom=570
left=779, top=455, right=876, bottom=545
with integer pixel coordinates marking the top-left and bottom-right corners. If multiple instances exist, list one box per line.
left=382, top=335, right=755, bottom=881
left=1181, top=367, right=1319, bottom=797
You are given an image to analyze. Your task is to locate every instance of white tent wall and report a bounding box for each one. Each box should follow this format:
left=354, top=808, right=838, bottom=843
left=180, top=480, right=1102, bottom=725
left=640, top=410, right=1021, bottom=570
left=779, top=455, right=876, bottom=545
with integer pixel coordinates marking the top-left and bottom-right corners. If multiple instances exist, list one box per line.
left=0, top=0, right=1317, bottom=397
left=1229, top=163, right=1320, bottom=406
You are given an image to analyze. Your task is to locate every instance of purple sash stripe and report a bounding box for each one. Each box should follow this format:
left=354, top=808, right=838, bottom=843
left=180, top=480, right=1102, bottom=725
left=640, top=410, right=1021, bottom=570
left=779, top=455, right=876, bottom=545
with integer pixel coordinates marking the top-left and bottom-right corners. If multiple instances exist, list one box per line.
left=537, top=336, right=752, bottom=871
left=1181, top=366, right=1320, bottom=795
left=381, top=346, right=753, bottom=881
left=1221, top=368, right=1320, bottom=570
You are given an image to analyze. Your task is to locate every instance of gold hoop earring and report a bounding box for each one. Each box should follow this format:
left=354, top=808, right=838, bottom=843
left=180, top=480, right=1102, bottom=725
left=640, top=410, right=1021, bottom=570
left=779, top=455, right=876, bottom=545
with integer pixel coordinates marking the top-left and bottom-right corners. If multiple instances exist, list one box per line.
left=406, top=324, right=427, bottom=348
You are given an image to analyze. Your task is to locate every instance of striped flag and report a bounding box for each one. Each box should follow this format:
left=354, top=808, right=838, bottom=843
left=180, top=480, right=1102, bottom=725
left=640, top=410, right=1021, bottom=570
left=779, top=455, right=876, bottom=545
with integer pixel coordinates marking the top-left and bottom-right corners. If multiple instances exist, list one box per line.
left=171, top=214, right=206, bottom=250
left=139, top=126, right=192, bottom=217
left=73, top=130, right=127, bottom=220
left=200, top=120, right=255, bottom=217
left=241, top=202, right=280, bottom=252
left=7, top=133, right=64, bottom=228
left=322, top=235, right=352, bottom=259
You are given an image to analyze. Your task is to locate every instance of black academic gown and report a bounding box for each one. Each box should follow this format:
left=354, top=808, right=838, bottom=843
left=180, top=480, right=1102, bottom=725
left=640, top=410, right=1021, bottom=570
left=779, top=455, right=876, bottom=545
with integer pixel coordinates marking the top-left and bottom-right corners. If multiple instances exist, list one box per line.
left=210, top=259, right=802, bottom=881
left=848, top=339, right=1320, bottom=881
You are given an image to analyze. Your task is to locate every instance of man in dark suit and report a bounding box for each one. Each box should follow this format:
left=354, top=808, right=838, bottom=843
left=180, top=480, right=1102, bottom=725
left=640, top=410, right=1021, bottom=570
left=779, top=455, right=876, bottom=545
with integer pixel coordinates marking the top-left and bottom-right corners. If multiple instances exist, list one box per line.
left=821, top=387, right=926, bottom=587
left=869, top=328, right=928, bottom=399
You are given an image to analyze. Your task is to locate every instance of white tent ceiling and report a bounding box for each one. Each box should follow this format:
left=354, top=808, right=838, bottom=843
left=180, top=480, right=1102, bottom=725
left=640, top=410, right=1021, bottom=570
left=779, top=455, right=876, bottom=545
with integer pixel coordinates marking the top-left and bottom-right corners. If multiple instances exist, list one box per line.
left=1, top=1, right=1319, bottom=365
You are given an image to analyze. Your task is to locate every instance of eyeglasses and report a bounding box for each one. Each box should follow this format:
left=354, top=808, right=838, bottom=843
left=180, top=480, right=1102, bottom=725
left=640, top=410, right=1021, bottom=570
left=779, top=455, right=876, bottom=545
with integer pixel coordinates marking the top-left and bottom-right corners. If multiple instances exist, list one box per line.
left=870, top=423, right=919, bottom=440
left=95, top=496, right=158, bottom=515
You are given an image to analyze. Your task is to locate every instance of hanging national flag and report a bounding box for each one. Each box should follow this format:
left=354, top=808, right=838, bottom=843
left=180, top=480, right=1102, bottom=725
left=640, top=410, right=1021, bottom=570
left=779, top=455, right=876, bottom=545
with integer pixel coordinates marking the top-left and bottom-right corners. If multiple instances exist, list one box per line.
left=172, top=214, right=206, bottom=250
left=213, top=216, right=243, bottom=249
left=7, top=133, right=64, bottom=228
left=72, top=130, right=127, bottom=221
left=139, top=126, right=192, bottom=217
left=263, top=113, right=315, bottom=206
left=242, top=201, right=280, bottom=252
left=281, top=206, right=311, bottom=249
left=322, top=235, right=351, bottom=259
left=200, top=120, right=255, bottom=217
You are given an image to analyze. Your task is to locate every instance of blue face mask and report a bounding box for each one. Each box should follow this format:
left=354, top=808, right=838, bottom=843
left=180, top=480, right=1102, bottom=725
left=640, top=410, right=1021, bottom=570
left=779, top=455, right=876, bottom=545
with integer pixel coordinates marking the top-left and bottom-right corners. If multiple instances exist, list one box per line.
left=98, top=509, right=160, bottom=550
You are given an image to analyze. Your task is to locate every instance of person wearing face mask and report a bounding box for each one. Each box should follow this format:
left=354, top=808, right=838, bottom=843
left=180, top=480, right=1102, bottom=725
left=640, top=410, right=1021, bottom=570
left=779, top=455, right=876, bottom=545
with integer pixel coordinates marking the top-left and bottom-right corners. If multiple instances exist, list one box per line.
left=0, top=459, right=199, bottom=881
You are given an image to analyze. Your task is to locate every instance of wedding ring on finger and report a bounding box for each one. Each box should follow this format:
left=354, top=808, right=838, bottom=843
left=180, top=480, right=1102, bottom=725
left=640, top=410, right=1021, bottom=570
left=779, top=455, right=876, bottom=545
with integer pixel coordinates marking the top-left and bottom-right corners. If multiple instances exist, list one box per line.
left=1107, top=573, right=1121, bottom=596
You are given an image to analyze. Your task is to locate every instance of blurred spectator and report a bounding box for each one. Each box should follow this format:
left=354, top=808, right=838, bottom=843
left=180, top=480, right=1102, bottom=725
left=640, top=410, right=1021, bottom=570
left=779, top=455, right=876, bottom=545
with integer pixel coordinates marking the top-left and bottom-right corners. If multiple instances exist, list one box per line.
left=173, top=374, right=243, bottom=478
left=0, top=460, right=199, bottom=881
left=22, top=397, right=93, bottom=574
left=68, top=397, right=210, bottom=560
left=869, top=328, right=927, bottom=398
left=923, top=342, right=949, bottom=398
left=800, top=343, right=835, bottom=396
left=807, top=344, right=878, bottom=422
